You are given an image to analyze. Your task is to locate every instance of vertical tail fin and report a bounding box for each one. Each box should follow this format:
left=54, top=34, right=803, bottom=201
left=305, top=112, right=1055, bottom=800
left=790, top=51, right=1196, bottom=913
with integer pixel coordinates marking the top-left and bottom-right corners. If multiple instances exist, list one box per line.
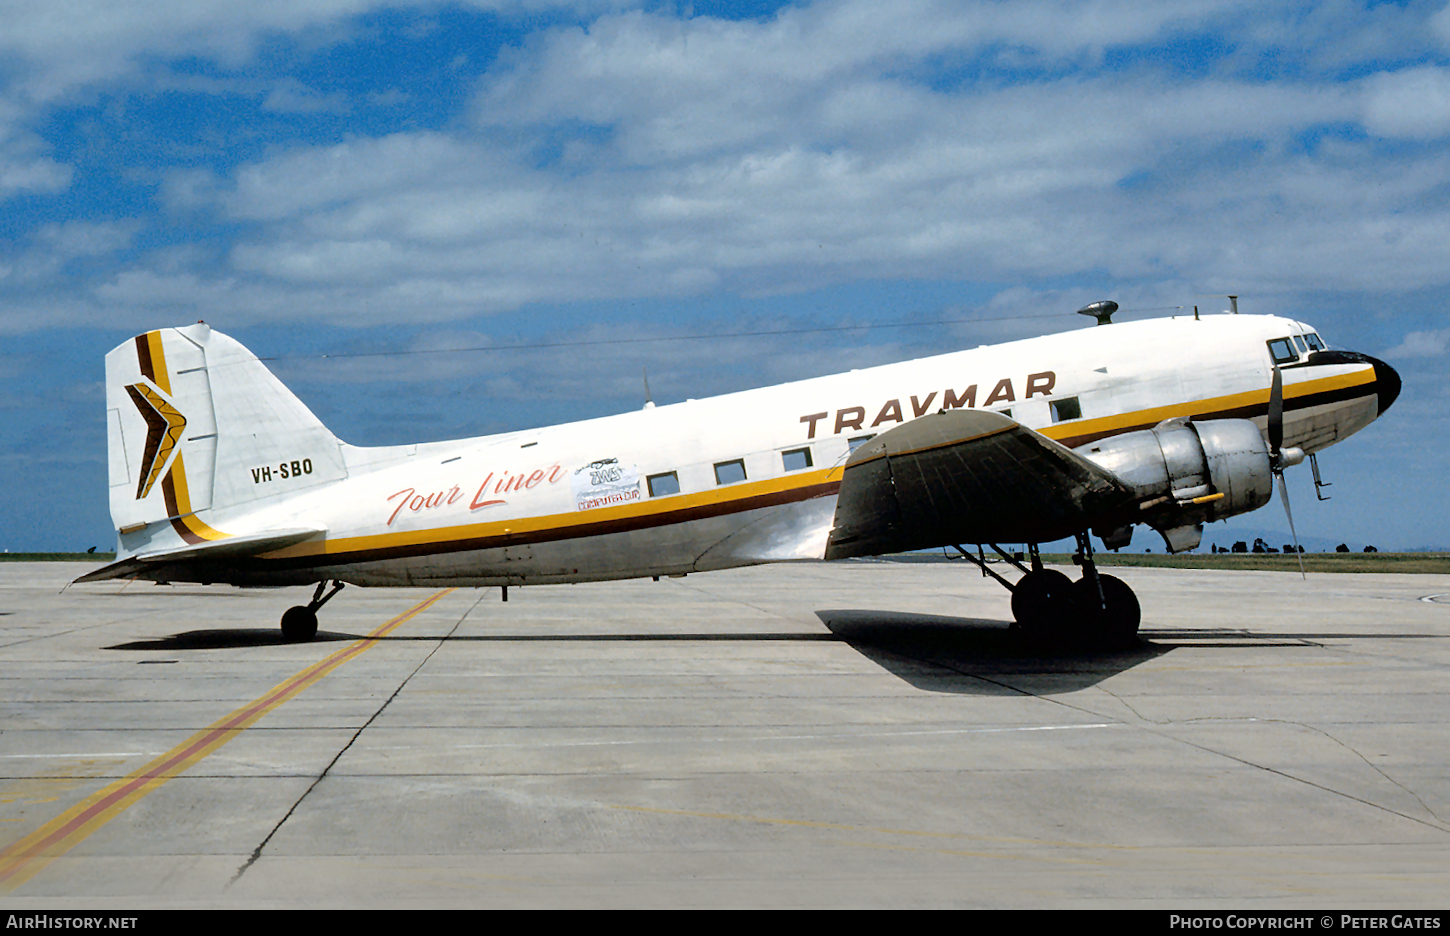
left=106, top=324, right=346, bottom=544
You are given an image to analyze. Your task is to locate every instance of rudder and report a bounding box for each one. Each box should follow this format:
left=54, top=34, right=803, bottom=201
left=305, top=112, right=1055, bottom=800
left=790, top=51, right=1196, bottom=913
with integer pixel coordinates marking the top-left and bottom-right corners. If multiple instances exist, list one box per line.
left=106, top=324, right=346, bottom=544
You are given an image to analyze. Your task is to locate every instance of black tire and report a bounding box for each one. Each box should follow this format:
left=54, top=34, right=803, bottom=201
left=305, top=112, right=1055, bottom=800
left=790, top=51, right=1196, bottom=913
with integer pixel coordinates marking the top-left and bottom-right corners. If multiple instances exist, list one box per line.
left=1011, top=569, right=1075, bottom=638
left=1072, top=574, right=1140, bottom=647
left=280, top=605, right=319, bottom=642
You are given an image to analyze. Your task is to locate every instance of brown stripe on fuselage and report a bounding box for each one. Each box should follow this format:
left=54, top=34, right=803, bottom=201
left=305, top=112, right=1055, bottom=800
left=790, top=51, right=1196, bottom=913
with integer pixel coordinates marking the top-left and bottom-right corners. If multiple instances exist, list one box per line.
left=1051, top=374, right=1376, bottom=449
left=192, top=365, right=1380, bottom=577
left=254, top=477, right=842, bottom=572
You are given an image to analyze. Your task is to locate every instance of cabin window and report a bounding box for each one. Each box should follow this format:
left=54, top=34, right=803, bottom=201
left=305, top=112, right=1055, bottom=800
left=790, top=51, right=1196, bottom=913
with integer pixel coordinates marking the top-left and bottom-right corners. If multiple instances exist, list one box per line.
left=782, top=448, right=812, bottom=472
left=1050, top=397, right=1081, bottom=423
left=714, top=459, right=747, bottom=485
left=647, top=471, right=680, bottom=497
left=1267, top=338, right=1298, bottom=365
left=847, top=435, right=875, bottom=453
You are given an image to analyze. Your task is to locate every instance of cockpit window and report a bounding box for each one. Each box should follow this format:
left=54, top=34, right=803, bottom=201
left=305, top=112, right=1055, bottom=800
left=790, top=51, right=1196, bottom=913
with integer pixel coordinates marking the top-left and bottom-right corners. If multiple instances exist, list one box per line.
left=1305, top=332, right=1325, bottom=351
left=1293, top=335, right=1308, bottom=354
left=1267, top=337, right=1298, bottom=365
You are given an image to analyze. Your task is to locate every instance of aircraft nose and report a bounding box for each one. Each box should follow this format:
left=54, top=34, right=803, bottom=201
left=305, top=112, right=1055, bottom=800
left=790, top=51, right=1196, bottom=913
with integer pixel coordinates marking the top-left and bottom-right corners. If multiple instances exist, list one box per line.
left=1365, top=354, right=1401, bottom=416
left=1308, top=349, right=1401, bottom=417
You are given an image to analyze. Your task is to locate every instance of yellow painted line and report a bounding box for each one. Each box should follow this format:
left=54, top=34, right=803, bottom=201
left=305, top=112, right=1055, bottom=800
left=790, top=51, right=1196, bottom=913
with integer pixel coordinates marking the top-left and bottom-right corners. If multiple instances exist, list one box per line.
left=0, top=588, right=454, bottom=893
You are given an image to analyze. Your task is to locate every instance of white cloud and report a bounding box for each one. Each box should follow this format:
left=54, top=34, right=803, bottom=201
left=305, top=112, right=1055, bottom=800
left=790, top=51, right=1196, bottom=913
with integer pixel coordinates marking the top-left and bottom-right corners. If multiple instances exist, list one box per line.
left=1429, top=2, right=1450, bottom=51
left=0, top=0, right=613, bottom=101
left=0, top=219, right=138, bottom=282
left=191, top=62, right=1406, bottom=318
left=1384, top=327, right=1450, bottom=359
left=5, top=0, right=1450, bottom=335
left=1362, top=65, right=1450, bottom=139
left=0, top=96, right=70, bottom=197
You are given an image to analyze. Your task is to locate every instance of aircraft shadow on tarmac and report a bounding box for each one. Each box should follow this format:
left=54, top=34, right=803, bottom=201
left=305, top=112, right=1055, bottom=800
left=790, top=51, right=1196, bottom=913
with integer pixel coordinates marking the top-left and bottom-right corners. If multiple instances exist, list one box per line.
left=107, top=611, right=1172, bottom=696
left=816, top=610, right=1171, bottom=694
left=108, top=616, right=1425, bottom=697
left=107, top=629, right=849, bottom=651
left=108, top=629, right=344, bottom=650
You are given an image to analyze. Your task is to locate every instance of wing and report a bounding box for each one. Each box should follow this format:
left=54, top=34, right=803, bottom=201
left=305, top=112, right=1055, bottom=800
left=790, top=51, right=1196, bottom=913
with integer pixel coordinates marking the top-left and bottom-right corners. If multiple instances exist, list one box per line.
left=824, top=409, right=1136, bottom=558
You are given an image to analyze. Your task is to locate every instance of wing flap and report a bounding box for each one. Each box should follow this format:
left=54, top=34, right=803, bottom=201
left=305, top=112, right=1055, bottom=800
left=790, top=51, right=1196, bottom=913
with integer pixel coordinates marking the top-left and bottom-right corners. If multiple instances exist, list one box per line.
left=824, top=409, right=1135, bottom=558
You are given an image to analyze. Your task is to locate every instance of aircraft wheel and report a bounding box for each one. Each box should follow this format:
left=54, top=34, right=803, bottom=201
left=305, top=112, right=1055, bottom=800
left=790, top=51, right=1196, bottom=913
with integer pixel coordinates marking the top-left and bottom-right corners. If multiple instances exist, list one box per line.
left=280, top=605, right=319, bottom=643
left=1011, top=569, right=1075, bottom=638
left=1072, top=574, right=1140, bottom=647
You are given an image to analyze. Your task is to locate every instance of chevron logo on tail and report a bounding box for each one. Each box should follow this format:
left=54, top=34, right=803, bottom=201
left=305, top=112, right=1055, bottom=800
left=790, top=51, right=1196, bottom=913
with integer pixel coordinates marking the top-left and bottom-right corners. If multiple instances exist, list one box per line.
left=124, top=382, right=186, bottom=500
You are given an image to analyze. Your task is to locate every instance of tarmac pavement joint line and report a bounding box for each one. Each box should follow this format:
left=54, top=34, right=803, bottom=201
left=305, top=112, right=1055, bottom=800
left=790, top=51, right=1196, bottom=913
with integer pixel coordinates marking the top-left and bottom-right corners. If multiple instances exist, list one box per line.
left=0, top=588, right=455, bottom=893
left=229, top=589, right=481, bottom=887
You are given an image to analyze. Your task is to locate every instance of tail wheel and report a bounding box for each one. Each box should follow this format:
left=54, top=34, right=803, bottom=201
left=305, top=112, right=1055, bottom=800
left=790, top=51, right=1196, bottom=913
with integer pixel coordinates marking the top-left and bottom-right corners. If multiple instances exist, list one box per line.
left=280, top=606, right=319, bottom=642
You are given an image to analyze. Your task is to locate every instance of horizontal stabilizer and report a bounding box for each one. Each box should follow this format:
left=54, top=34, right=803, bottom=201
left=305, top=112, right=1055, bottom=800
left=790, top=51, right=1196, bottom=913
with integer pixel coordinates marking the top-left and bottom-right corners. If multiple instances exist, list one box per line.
left=74, top=527, right=326, bottom=583
left=825, top=409, right=1135, bottom=558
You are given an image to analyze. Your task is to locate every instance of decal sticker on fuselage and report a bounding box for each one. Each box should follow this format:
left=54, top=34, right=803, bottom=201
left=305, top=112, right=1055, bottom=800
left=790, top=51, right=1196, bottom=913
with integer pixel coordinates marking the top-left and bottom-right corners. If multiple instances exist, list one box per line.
left=572, top=458, right=642, bottom=511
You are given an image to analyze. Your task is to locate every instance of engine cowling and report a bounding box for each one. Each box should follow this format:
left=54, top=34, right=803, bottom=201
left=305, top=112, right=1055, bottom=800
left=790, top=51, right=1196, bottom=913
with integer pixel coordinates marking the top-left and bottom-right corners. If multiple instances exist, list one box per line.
left=1074, top=418, right=1273, bottom=551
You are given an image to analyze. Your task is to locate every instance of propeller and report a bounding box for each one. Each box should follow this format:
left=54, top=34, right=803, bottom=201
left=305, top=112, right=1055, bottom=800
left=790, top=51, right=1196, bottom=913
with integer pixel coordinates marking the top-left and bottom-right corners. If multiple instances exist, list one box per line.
left=1268, top=366, right=1307, bottom=579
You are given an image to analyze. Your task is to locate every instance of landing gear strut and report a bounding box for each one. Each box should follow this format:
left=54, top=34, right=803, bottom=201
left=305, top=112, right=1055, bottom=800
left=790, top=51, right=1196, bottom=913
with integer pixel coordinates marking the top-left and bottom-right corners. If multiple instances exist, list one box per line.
left=280, top=580, right=345, bottom=642
left=1068, top=532, right=1140, bottom=647
left=962, top=536, right=1140, bottom=648
left=1009, top=544, right=1074, bottom=639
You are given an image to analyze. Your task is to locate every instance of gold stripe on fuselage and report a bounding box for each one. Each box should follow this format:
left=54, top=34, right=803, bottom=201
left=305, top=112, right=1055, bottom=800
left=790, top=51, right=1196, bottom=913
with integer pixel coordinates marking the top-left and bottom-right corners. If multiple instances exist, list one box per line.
left=1042, top=365, right=1374, bottom=447
left=263, top=465, right=844, bottom=561
left=258, top=364, right=1377, bottom=565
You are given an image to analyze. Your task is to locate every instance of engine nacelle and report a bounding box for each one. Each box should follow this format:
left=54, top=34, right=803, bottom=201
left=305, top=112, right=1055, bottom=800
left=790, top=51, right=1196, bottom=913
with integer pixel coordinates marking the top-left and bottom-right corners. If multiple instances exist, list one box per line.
left=1075, top=418, right=1274, bottom=551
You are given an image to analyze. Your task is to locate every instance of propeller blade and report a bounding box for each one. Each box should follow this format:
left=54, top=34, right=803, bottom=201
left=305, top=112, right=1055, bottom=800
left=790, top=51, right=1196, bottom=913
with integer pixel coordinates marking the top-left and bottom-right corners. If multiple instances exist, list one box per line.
left=1268, top=365, right=1284, bottom=457
left=1277, top=471, right=1306, bottom=580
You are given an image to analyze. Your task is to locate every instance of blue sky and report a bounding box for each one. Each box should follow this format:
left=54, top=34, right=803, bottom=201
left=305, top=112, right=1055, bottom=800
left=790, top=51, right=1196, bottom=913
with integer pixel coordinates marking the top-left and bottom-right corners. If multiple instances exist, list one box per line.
left=3, top=0, right=1448, bottom=552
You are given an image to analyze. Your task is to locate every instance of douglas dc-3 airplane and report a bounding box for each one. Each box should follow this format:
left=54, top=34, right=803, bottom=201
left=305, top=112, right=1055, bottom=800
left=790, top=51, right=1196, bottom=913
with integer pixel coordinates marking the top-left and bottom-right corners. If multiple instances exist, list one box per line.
left=77, top=301, right=1399, bottom=646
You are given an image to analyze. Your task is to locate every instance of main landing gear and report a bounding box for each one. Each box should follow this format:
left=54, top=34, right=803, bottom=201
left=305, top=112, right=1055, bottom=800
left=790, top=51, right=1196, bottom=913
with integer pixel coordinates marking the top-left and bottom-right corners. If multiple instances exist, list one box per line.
left=958, top=536, right=1140, bottom=649
left=280, top=580, right=345, bottom=642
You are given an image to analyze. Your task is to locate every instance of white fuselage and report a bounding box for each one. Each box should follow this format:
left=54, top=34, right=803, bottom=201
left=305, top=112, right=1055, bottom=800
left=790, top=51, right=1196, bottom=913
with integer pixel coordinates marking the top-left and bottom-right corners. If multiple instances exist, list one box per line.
left=155, top=313, right=1382, bottom=587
